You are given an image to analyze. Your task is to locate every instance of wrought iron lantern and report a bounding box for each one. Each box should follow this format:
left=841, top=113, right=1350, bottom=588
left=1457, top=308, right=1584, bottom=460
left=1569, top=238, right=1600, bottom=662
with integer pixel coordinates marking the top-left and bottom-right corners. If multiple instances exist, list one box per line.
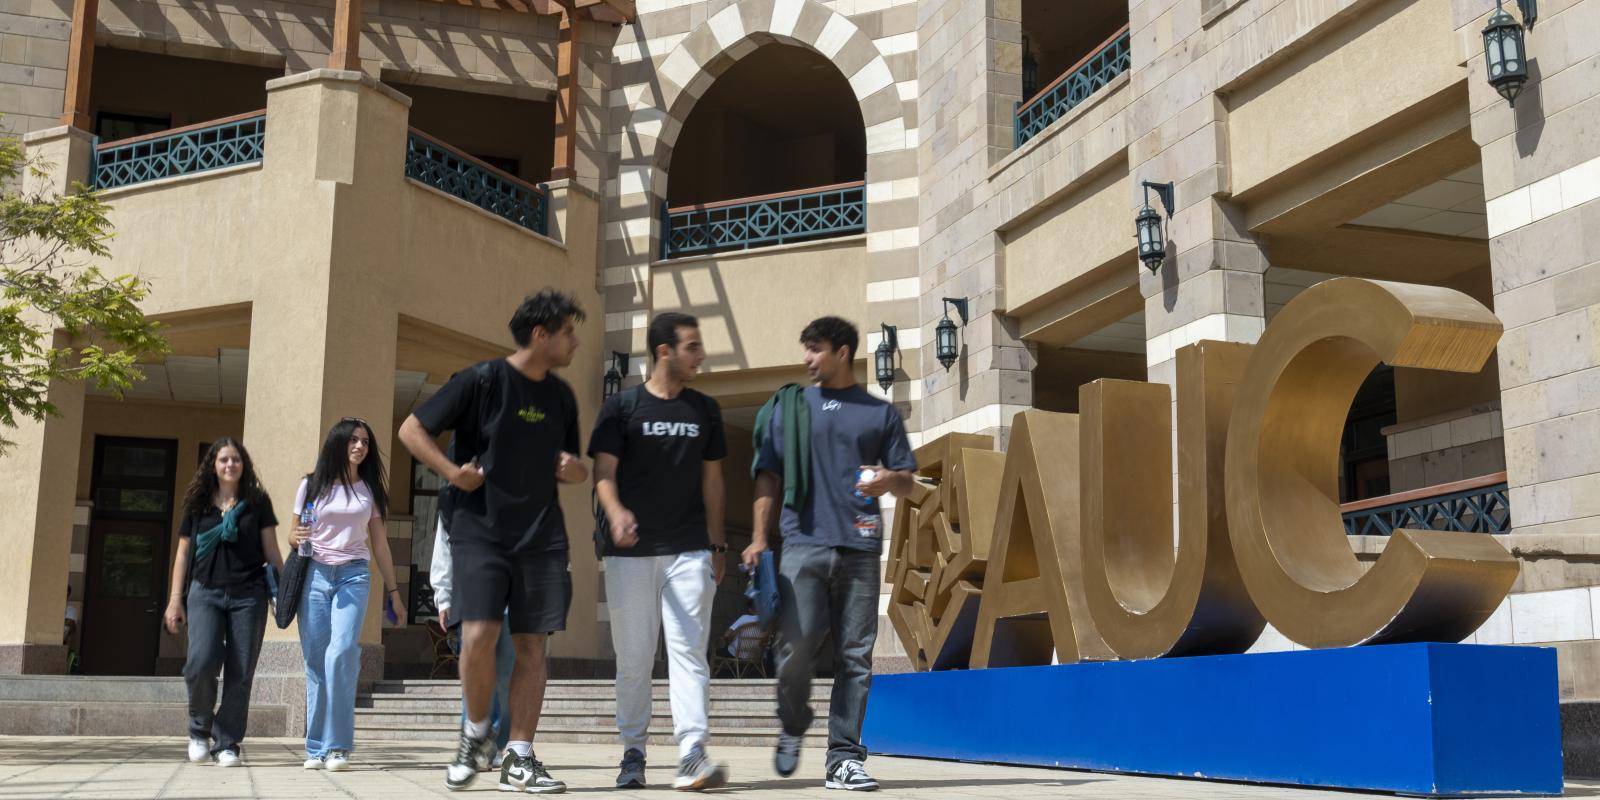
left=1135, top=180, right=1176, bottom=273
left=935, top=298, right=968, bottom=371
left=875, top=324, right=899, bottom=392
left=603, top=351, right=628, bottom=398
left=1482, top=0, right=1530, bottom=107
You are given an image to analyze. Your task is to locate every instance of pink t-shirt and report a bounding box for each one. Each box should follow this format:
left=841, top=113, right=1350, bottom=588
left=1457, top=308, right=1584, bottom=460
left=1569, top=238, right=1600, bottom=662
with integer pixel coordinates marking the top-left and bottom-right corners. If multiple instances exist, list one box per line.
left=293, top=478, right=374, bottom=566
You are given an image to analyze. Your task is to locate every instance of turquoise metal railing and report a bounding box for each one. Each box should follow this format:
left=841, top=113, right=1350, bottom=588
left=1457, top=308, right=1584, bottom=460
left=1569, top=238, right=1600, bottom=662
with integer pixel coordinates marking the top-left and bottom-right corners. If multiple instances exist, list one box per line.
left=92, top=111, right=266, bottom=190
left=1014, top=25, right=1131, bottom=149
left=404, top=129, right=548, bottom=236
left=1341, top=473, right=1510, bottom=535
left=660, top=180, right=866, bottom=259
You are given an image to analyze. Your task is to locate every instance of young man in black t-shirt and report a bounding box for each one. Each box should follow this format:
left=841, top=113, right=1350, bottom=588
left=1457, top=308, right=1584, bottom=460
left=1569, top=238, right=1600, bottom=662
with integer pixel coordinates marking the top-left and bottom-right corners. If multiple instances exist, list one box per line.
left=589, top=312, right=730, bottom=792
left=399, top=290, right=590, bottom=794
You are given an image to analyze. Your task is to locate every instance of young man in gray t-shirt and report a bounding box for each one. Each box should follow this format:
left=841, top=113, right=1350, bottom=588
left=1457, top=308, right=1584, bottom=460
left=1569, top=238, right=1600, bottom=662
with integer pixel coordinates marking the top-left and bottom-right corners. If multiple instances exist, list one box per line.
left=747, top=316, right=917, bottom=792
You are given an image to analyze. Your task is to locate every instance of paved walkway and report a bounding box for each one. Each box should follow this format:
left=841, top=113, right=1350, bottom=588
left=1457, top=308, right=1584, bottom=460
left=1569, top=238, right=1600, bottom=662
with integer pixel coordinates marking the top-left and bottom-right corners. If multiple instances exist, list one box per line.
left=0, top=737, right=1593, bottom=798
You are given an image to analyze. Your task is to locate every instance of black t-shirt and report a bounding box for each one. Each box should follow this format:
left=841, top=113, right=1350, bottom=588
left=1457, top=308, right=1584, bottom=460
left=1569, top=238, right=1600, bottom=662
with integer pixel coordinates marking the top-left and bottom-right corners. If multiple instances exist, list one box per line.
left=179, top=496, right=279, bottom=589
left=588, top=385, right=727, bottom=557
left=413, top=358, right=581, bottom=553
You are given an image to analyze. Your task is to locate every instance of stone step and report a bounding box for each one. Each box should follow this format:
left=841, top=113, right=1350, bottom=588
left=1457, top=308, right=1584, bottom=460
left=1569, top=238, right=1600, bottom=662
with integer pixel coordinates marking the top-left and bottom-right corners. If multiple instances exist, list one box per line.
left=0, top=700, right=287, bottom=737
left=353, top=708, right=811, bottom=728
left=360, top=696, right=793, bottom=714
left=352, top=722, right=824, bottom=746
left=367, top=679, right=820, bottom=698
left=0, top=675, right=188, bottom=703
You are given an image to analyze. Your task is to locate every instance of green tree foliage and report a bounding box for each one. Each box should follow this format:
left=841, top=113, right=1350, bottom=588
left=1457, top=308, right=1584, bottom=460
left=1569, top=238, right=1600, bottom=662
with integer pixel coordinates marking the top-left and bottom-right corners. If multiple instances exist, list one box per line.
left=0, top=131, right=167, bottom=454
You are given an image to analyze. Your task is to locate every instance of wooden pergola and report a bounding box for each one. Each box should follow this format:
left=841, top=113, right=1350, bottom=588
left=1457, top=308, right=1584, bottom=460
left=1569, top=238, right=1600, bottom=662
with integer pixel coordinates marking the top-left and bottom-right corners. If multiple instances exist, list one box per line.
left=61, top=0, right=634, bottom=180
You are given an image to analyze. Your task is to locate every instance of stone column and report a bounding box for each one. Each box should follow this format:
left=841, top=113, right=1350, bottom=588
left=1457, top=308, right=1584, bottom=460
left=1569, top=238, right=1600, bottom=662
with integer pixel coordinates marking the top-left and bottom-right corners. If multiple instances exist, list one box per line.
left=1465, top=0, right=1600, bottom=568
left=244, top=70, right=408, bottom=733
left=0, top=126, right=95, bottom=675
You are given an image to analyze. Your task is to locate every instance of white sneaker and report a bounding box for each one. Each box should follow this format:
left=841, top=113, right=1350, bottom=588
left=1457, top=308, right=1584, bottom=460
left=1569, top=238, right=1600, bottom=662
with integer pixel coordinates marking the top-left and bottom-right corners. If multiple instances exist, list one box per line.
left=304, top=756, right=325, bottom=770
left=215, top=748, right=242, bottom=768
left=325, top=751, right=351, bottom=772
left=187, top=738, right=211, bottom=764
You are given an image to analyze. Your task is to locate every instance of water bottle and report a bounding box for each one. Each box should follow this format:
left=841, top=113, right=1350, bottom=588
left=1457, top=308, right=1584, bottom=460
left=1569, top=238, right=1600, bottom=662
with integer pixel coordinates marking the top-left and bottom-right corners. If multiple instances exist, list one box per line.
left=853, top=468, right=881, bottom=539
left=298, top=502, right=316, bottom=557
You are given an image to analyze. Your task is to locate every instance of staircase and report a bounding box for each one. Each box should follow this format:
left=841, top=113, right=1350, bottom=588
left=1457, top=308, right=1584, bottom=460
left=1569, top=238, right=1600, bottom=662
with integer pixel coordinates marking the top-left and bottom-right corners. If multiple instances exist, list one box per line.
left=355, top=678, right=830, bottom=746
left=0, top=675, right=288, bottom=736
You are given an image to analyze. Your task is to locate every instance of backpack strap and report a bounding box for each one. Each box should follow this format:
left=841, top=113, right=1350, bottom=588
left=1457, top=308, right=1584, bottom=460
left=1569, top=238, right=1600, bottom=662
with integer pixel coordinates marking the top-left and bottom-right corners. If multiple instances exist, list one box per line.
left=591, top=384, right=645, bottom=559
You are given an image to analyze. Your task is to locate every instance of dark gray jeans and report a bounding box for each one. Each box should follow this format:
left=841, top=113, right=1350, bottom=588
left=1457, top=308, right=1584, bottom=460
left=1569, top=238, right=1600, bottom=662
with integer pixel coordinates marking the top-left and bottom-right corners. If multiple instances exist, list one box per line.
left=775, top=543, right=880, bottom=770
left=183, top=579, right=268, bottom=753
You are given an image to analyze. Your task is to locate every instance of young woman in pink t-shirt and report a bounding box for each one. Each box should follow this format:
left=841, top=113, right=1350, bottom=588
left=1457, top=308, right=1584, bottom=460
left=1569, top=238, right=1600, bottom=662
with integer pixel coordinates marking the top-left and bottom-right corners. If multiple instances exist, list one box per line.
left=288, top=417, right=406, bottom=771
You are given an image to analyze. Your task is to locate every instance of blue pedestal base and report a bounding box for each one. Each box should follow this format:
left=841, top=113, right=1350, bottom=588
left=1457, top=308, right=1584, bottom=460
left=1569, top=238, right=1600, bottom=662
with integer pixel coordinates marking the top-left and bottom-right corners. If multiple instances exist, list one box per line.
left=862, top=643, right=1562, bottom=796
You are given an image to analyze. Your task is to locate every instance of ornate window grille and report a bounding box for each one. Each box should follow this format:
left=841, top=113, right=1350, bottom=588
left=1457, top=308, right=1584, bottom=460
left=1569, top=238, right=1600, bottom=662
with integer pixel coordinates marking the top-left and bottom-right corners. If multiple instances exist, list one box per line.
left=92, top=112, right=266, bottom=190
left=404, top=129, right=548, bottom=236
left=1341, top=473, right=1511, bottom=535
left=1014, top=26, right=1132, bottom=149
left=660, top=180, right=866, bottom=260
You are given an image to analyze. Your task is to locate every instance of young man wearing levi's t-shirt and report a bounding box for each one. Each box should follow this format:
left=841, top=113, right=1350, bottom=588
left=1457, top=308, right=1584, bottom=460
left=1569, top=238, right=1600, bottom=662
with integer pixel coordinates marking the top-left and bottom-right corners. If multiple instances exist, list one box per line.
left=589, top=312, right=730, bottom=792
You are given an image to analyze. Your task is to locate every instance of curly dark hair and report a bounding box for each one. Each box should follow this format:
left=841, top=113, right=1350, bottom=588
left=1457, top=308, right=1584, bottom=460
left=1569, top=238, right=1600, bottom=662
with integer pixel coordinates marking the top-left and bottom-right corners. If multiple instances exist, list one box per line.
left=509, top=290, right=587, bottom=347
left=800, top=316, right=860, bottom=363
left=180, top=437, right=268, bottom=521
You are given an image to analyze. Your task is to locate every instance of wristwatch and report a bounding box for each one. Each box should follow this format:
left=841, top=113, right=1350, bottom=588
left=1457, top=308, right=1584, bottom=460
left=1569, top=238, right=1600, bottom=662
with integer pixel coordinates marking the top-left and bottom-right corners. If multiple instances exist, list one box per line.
left=709, top=544, right=728, bottom=554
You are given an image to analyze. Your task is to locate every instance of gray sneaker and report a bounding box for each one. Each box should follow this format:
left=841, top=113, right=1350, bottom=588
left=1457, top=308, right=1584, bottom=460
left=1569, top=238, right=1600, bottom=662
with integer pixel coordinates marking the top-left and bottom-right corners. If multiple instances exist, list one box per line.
left=616, top=748, right=646, bottom=789
left=774, top=732, right=803, bottom=777
left=672, top=747, right=728, bottom=791
left=500, top=750, right=566, bottom=794
left=824, top=759, right=879, bottom=791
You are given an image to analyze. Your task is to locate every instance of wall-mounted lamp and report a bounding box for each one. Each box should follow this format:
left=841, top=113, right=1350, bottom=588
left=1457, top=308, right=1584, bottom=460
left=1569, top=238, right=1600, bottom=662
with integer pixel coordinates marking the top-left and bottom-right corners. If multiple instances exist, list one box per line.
left=1483, top=0, right=1533, bottom=107
left=1135, top=180, right=1176, bottom=273
left=875, top=324, right=899, bottom=392
left=603, top=351, right=629, bottom=398
left=935, top=298, right=968, bottom=371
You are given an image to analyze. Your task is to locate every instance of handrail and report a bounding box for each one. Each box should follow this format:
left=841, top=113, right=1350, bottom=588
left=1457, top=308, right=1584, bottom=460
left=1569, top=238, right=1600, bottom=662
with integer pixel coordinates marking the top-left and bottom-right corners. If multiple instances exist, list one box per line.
left=95, top=109, right=267, bottom=150
left=1339, top=472, right=1508, bottom=514
left=660, top=180, right=866, bottom=259
left=403, top=128, right=549, bottom=236
left=1340, top=472, right=1510, bottom=536
left=1018, top=24, right=1130, bottom=111
left=668, top=180, right=867, bottom=214
left=92, top=112, right=267, bottom=190
left=1013, top=25, right=1132, bottom=149
left=406, top=126, right=543, bottom=196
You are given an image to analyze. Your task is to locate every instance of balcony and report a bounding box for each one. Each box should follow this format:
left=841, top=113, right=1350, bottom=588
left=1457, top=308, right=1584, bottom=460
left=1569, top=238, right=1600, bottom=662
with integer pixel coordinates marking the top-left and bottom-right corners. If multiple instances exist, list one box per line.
left=1014, top=25, right=1131, bottom=149
left=1341, top=472, right=1511, bottom=536
left=405, top=129, right=548, bottom=236
left=659, top=180, right=866, bottom=260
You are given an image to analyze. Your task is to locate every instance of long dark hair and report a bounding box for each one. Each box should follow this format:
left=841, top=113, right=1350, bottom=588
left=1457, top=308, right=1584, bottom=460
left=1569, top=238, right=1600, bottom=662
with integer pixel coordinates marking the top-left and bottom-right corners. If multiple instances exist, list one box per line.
left=302, top=418, right=389, bottom=519
left=180, top=437, right=267, bottom=521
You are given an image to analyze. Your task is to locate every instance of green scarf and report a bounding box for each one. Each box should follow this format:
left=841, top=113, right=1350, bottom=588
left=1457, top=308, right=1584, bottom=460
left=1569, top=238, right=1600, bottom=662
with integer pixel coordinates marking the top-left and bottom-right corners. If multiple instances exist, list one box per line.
left=751, top=384, right=810, bottom=511
left=194, top=500, right=249, bottom=564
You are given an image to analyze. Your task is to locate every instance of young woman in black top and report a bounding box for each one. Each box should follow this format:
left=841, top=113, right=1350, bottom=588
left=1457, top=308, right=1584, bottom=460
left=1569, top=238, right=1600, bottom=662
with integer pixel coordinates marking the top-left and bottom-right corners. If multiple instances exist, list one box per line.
left=162, top=437, right=284, bottom=766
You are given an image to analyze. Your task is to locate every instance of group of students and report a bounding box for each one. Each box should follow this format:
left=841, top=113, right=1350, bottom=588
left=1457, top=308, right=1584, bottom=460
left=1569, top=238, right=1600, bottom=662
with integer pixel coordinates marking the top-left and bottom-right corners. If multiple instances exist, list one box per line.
left=167, top=290, right=916, bottom=793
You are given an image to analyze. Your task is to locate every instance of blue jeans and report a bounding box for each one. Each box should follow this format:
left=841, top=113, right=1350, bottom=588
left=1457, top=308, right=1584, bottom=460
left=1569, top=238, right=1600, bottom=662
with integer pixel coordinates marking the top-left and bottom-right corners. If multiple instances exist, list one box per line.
left=299, top=560, right=369, bottom=757
left=458, top=614, right=515, bottom=751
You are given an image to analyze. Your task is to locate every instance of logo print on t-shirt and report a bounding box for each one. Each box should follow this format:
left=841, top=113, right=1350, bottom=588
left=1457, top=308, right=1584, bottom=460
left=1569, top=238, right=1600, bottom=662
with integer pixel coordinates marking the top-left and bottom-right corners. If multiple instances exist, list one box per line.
left=822, top=399, right=842, bottom=411
left=517, top=405, right=546, bottom=424
left=641, top=421, right=700, bottom=437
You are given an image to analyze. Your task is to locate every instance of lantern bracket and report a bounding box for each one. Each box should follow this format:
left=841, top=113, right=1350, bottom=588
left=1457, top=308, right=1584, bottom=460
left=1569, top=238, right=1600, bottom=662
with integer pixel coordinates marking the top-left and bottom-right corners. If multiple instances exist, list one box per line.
left=1142, top=181, right=1176, bottom=217
left=941, top=297, right=970, bottom=327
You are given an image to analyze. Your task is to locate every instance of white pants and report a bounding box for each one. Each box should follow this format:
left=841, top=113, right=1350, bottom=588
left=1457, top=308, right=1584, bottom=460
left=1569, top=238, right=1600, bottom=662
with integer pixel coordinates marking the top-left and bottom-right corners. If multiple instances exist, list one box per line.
left=605, top=550, right=715, bottom=759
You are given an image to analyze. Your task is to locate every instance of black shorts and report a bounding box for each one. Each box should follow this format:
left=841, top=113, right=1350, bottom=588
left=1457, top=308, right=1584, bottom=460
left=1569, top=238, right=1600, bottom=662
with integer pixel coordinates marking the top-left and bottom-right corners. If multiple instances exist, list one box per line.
left=450, top=543, right=572, bottom=635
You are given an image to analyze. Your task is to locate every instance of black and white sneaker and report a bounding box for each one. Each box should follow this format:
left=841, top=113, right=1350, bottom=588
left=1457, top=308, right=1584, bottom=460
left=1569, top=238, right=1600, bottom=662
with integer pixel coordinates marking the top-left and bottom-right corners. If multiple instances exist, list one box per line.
left=616, top=748, right=646, bottom=788
left=825, top=760, right=879, bottom=791
left=444, top=727, right=494, bottom=791
left=672, top=747, right=728, bottom=791
left=774, top=732, right=803, bottom=777
left=499, top=750, right=566, bottom=794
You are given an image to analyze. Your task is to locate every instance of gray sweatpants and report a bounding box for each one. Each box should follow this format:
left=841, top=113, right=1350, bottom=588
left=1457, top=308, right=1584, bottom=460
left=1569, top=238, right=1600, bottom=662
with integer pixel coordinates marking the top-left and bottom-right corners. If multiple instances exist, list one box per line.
left=774, top=542, right=880, bottom=770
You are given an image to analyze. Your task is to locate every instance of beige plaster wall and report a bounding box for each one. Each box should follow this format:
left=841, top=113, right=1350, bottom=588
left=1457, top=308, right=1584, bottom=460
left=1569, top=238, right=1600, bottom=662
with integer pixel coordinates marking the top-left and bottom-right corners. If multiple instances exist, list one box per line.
left=1002, top=165, right=1130, bottom=314
left=649, top=237, right=869, bottom=374
left=1225, top=0, right=1464, bottom=197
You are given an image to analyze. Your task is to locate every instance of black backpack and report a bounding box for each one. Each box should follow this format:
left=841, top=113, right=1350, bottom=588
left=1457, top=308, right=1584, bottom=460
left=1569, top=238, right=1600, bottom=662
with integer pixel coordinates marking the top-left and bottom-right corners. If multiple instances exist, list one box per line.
left=590, top=384, right=642, bottom=559
left=437, top=361, right=499, bottom=534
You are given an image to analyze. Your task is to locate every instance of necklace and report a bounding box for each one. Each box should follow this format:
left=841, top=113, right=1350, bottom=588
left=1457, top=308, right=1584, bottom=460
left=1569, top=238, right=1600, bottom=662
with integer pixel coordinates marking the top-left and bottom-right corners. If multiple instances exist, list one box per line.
left=216, top=494, right=238, bottom=513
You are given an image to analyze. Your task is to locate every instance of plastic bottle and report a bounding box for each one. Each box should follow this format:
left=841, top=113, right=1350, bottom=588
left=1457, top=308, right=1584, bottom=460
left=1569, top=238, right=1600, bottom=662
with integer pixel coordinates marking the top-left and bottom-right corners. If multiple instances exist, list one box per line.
left=854, top=467, right=881, bottom=539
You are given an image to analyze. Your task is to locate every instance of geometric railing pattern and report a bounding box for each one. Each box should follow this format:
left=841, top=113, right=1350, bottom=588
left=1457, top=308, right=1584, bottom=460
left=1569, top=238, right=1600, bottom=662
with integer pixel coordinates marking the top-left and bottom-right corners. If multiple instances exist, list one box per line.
left=404, top=129, right=548, bottom=236
left=92, top=112, right=266, bottom=190
left=1014, top=26, right=1131, bottom=149
left=661, top=180, right=866, bottom=259
left=1341, top=473, right=1511, bottom=535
